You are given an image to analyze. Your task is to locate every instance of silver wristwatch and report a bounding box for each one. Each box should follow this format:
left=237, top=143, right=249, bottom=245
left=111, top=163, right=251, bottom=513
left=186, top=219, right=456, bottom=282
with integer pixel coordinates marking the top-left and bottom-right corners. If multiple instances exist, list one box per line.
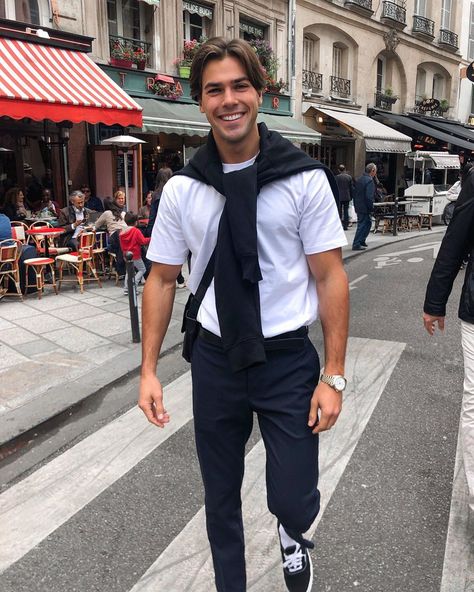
left=320, top=373, right=347, bottom=393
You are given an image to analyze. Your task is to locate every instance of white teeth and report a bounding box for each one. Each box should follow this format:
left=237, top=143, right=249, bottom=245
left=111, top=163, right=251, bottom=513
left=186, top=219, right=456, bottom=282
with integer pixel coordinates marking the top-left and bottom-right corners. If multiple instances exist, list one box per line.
left=222, top=113, right=242, bottom=121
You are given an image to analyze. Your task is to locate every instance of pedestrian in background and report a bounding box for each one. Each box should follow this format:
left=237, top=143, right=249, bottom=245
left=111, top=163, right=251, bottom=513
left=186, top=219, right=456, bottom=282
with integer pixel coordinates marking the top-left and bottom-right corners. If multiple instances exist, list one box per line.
left=139, top=37, right=349, bottom=592
left=335, top=164, right=353, bottom=230
left=423, top=164, right=474, bottom=519
left=352, top=162, right=377, bottom=251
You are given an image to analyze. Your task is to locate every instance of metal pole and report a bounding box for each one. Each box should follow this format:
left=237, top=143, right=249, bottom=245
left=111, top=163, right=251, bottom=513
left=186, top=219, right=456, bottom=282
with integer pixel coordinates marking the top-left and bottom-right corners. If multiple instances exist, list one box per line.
left=123, top=149, right=129, bottom=211
left=125, top=251, right=141, bottom=343
left=392, top=197, right=398, bottom=237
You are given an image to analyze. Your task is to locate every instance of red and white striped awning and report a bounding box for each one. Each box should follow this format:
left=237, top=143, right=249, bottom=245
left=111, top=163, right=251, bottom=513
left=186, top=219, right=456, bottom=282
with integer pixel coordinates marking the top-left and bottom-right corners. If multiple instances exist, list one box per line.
left=0, top=38, right=142, bottom=127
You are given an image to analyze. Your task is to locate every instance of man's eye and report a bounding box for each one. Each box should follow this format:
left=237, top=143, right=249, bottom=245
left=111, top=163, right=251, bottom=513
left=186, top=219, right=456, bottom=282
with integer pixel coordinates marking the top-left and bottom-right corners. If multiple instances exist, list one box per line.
left=235, top=84, right=248, bottom=90
left=207, top=88, right=221, bottom=94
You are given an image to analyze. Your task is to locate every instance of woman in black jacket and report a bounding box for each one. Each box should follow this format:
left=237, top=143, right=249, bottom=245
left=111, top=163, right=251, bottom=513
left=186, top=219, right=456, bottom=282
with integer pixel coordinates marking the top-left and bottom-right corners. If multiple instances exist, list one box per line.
left=423, top=164, right=474, bottom=517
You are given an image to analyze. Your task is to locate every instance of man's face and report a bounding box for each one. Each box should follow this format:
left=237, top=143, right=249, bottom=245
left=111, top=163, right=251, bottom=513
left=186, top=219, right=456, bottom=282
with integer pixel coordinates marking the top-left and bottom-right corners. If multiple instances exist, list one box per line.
left=71, top=195, right=84, bottom=210
left=42, top=190, right=51, bottom=203
left=82, top=187, right=91, bottom=199
left=370, top=168, right=377, bottom=177
left=199, top=56, right=262, bottom=156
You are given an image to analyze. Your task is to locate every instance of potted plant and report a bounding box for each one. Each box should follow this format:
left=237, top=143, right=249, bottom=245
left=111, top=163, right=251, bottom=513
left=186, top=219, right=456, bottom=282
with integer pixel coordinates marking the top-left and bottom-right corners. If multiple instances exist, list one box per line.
left=151, top=76, right=183, bottom=100
left=439, top=99, right=449, bottom=113
left=381, top=87, right=398, bottom=104
left=248, top=39, right=287, bottom=94
left=174, top=38, right=206, bottom=78
left=264, top=73, right=288, bottom=94
left=133, top=47, right=149, bottom=70
left=110, top=40, right=133, bottom=68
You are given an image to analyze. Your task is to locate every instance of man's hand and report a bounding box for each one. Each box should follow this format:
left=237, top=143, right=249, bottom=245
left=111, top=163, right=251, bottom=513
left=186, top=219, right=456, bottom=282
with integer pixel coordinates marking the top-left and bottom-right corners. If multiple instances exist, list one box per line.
left=138, top=373, right=170, bottom=428
left=423, top=312, right=445, bottom=336
left=308, top=382, right=342, bottom=434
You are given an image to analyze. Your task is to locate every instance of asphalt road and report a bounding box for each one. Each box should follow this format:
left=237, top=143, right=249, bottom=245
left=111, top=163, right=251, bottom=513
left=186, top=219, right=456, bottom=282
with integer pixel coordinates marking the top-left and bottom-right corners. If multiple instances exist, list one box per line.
left=0, top=232, right=468, bottom=592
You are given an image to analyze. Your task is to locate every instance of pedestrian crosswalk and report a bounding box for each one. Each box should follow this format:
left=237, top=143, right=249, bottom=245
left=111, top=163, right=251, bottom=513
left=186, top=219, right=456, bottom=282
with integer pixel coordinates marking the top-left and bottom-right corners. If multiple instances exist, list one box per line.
left=0, top=335, right=472, bottom=591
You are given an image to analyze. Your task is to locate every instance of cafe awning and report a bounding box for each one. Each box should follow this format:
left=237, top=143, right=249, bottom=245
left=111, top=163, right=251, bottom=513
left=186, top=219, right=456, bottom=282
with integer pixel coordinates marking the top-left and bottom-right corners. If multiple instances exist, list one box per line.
left=372, top=110, right=474, bottom=152
left=306, top=105, right=412, bottom=153
left=0, top=37, right=142, bottom=127
left=137, top=97, right=321, bottom=143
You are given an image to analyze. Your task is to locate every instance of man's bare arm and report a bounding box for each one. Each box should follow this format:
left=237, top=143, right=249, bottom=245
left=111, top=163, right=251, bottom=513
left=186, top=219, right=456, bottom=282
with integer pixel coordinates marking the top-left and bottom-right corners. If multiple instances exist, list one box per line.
left=306, top=248, right=349, bottom=433
left=139, top=262, right=183, bottom=428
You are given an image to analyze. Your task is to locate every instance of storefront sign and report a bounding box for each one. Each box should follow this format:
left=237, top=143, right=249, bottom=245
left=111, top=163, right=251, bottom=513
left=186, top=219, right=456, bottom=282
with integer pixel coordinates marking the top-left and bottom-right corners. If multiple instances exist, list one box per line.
left=239, top=20, right=265, bottom=38
left=183, top=1, right=213, bottom=20
left=417, top=98, right=440, bottom=113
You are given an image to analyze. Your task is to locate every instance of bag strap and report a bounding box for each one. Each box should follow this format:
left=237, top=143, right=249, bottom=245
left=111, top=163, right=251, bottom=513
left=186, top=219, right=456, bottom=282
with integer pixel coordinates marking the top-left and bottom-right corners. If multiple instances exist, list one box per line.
left=186, top=247, right=216, bottom=321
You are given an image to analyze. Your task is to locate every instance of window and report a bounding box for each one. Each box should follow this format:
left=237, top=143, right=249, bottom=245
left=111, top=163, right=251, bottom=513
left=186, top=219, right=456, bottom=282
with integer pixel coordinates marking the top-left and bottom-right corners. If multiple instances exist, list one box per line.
left=15, top=0, right=40, bottom=24
left=303, top=37, right=314, bottom=72
left=333, top=45, right=343, bottom=78
left=441, top=0, right=452, bottom=29
left=376, top=57, right=385, bottom=92
left=183, top=2, right=213, bottom=41
left=414, top=0, right=426, bottom=16
left=0, top=0, right=5, bottom=18
left=469, top=3, right=474, bottom=60
left=107, top=0, right=141, bottom=40
left=239, top=19, right=266, bottom=41
left=415, top=67, right=426, bottom=98
left=432, top=74, right=444, bottom=99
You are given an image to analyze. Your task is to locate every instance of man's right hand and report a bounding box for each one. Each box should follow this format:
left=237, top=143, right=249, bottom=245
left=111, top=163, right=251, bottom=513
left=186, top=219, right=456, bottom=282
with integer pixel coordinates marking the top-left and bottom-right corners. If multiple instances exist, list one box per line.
left=423, top=312, right=445, bottom=336
left=138, top=374, right=170, bottom=428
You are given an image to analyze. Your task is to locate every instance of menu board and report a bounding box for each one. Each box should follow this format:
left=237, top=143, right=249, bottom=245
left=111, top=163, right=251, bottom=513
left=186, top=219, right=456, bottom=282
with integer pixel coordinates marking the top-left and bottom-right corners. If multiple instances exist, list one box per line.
left=116, top=152, right=134, bottom=188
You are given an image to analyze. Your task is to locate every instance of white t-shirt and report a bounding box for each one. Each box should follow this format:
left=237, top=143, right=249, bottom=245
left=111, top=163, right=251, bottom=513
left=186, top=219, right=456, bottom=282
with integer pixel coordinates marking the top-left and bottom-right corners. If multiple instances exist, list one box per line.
left=147, top=161, right=347, bottom=337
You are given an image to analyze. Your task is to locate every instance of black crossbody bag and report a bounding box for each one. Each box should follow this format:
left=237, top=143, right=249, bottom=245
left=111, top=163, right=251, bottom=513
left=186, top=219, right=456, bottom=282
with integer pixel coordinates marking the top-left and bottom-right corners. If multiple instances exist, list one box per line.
left=181, top=248, right=216, bottom=362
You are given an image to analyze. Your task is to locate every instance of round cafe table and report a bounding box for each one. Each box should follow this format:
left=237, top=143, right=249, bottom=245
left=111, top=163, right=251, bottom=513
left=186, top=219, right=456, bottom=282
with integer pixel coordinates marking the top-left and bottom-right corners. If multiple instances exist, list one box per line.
left=26, top=227, right=65, bottom=258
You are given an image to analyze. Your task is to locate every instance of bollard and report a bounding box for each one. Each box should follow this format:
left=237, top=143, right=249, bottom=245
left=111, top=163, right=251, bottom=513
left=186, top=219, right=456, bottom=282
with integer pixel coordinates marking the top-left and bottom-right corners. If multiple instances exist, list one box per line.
left=125, top=251, right=141, bottom=343
left=392, top=197, right=398, bottom=237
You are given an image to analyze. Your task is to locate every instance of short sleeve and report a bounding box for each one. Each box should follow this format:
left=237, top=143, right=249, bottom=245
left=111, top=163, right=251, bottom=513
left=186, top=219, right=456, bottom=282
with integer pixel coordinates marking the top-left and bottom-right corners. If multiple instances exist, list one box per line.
left=146, top=180, right=189, bottom=265
left=298, top=169, right=347, bottom=254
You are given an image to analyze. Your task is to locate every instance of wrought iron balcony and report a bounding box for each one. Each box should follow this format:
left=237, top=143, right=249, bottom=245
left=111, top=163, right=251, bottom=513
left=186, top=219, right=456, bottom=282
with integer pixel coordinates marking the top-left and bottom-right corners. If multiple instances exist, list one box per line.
left=374, top=90, right=398, bottom=111
left=381, top=1, right=406, bottom=29
left=302, top=70, right=323, bottom=94
left=109, top=34, right=152, bottom=66
left=330, top=75, right=351, bottom=99
left=439, top=29, right=459, bottom=51
left=344, top=0, right=373, bottom=16
left=412, top=15, right=435, bottom=39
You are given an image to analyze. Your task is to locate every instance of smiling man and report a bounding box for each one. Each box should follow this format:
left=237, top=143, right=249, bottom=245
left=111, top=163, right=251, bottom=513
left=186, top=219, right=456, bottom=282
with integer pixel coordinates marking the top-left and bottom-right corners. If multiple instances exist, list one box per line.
left=139, top=38, right=349, bottom=592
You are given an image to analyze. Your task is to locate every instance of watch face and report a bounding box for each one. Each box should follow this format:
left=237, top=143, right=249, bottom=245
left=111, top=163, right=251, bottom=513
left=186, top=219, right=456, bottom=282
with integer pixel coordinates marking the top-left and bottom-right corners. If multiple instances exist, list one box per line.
left=334, top=377, right=346, bottom=391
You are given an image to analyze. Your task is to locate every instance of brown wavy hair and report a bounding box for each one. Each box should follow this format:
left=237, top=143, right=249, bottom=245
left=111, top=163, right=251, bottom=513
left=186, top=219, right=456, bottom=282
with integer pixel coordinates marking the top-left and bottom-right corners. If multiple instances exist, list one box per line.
left=190, top=37, right=266, bottom=102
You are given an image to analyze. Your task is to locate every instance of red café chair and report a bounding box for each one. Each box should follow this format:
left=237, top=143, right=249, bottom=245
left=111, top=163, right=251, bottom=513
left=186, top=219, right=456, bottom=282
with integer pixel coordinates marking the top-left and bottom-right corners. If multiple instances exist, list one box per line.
left=56, top=231, right=102, bottom=293
left=10, top=221, right=29, bottom=244
left=0, top=238, right=23, bottom=300
left=24, top=257, right=58, bottom=299
left=27, top=220, right=69, bottom=257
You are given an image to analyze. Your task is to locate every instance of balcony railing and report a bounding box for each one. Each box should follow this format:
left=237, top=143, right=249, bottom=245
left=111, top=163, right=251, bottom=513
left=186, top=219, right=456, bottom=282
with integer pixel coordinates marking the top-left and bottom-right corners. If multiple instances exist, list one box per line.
left=344, top=0, right=373, bottom=14
left=109, top=34, right=152, bottom=66
left=412, top=15, right=434, bottom=38
left=374, top=90, right=398, bottom=111
left=330, top=75, right=351, bottom=99
left=439, top=29, right=459, bottom=50
left=302, top=70, right=323, bottom=94
left=381, top=1, right=406, bottom=27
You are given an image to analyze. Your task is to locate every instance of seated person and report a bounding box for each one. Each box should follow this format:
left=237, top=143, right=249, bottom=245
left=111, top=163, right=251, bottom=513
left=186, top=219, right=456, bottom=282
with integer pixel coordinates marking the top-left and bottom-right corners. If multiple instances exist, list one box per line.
left=2, top=187, right=28, bottom=221
left=138, top=191, right=152, bottom=219
left=0, top=212, right=37, bottom=292
left=82, top=185, right=104, bottom=212
left=94, top=198, right=128, bottom=276
left=37, top=188, right=60, bottom=218
left=57, top=190, right=93, bottom=250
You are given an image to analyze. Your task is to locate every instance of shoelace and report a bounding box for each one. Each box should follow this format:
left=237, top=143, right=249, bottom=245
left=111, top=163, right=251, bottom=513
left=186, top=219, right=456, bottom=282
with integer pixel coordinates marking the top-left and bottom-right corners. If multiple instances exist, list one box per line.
left=283, top=544, right=305, bottom=573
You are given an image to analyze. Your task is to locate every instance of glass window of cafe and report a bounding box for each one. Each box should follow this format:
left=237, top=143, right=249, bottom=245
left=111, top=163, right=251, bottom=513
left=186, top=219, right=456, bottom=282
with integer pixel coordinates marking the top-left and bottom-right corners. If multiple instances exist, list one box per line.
left=183, top=2, right=213, bottom=41
left=239, top=19, right=266, bottom=42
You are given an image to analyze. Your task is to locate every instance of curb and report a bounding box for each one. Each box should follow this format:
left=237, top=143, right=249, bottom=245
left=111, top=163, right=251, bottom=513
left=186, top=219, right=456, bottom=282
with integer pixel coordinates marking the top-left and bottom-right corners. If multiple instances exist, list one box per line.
left=0, top=227, right=446, bottom=446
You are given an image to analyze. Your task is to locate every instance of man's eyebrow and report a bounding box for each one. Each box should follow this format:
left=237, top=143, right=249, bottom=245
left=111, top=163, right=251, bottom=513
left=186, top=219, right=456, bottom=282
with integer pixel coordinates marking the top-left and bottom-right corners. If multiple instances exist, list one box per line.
left=203, top=77, right=250, bottom=89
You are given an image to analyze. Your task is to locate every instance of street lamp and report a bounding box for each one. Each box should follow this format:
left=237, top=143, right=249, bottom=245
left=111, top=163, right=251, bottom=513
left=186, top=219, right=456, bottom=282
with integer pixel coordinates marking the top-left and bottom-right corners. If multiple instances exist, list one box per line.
left=102, top=135, right=146, bottom=210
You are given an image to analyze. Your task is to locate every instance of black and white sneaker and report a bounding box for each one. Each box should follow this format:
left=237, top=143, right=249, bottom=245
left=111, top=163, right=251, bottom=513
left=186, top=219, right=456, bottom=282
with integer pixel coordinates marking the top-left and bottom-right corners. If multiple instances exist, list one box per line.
left=278, top=523, right=313, bottom=592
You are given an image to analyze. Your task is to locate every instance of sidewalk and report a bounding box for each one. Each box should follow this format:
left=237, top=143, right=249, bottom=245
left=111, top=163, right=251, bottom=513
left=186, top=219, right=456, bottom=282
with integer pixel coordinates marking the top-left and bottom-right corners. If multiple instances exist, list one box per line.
left=0, top=225, right=446, bottom=445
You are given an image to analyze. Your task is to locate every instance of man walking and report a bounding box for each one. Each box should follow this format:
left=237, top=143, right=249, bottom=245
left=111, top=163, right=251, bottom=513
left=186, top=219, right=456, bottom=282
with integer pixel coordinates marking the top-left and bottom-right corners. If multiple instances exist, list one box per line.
left=139, top=37, right=349, bottom=592
left=335, top=164, right=353, bottom=230
left=352, top=163, right=376, bottom=251
left=423, top=166, right=474, bottom=519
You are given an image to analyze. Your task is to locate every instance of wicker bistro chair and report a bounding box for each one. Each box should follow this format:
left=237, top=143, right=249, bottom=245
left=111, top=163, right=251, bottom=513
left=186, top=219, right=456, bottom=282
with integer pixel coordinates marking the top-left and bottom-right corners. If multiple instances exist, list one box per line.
left=93, top=230, right=108, bottom=276
left=24, top=257, right=58, bottom=299
left=56, top=231, right=102, bottom=293
left=27, top=221, right=69, bottom=257
left=10, top=221, right=29, bottom=244
left=0, top=238, right=22, bottom=299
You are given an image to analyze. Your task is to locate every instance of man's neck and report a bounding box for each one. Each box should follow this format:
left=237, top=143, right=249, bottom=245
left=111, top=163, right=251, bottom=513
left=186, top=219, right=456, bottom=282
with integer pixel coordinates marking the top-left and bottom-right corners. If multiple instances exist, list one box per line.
left=214, top=129, right=260, bottom=164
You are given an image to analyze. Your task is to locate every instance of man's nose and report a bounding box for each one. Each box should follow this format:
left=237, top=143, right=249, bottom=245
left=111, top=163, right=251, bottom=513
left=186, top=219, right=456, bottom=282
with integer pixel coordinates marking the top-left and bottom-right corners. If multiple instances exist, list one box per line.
left=222, top=86, right=237, bottom=105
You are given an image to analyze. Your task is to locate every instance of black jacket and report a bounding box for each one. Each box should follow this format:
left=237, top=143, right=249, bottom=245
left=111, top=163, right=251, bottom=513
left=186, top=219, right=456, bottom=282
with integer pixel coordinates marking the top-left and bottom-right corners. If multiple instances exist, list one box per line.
left=335, top=172, right=353, bottom=202
left=424, top=171, right=474, bottom=323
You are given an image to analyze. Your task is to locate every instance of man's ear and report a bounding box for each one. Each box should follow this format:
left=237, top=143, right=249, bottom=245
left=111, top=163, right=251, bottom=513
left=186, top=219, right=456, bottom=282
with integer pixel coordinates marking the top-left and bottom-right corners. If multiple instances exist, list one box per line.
left=199, top=99, right=204, bottom=113
left=258, top=92, right=263, bottom=106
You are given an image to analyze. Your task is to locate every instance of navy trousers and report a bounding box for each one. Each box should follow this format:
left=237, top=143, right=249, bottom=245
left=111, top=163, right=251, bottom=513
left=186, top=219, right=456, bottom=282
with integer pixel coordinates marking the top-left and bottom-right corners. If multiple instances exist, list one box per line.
left=352, top=212, right=372, bottom=248
left=191, top=334, right=321, bottom=592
